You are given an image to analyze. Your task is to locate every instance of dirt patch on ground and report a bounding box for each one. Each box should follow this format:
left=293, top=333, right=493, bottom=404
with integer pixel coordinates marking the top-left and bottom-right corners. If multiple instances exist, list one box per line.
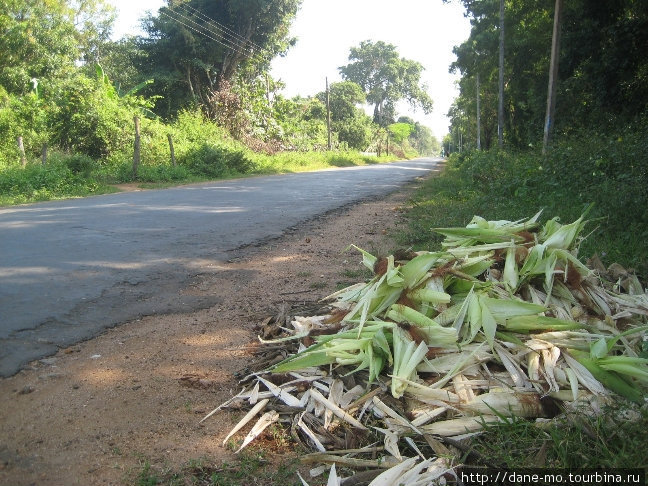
left=111, top=183, right=147, bottom=192
left=0, top=181, right=423, bottom=485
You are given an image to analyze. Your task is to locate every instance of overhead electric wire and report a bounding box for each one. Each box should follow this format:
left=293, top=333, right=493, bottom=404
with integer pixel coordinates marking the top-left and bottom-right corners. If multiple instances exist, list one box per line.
left=159, top=9, right=242, bottom=54
left=159, top=6, right=269, bottom=65
left=177, top=3, right=266, bottom=55
left=174, top=4, right=258, bottom=57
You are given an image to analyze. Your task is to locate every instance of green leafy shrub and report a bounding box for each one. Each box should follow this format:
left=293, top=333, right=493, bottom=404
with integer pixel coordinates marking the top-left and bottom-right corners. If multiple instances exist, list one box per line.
left=49, top=73, right=154, bottom=160
left=334, top=117, right=372, bottom=150
left=0, top=161, right=101, bottom=205
left=62, top=154, right=95, bottom=176
left=179, top=144, right=255, bottom=178
left=0, top=89, right=49, bottom=168
left=133, top=163, right=191, bottom=182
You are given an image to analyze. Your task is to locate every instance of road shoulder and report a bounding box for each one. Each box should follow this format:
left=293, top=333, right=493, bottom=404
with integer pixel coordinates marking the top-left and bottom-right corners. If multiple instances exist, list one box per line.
left=0, top=181, right=421, bottom=485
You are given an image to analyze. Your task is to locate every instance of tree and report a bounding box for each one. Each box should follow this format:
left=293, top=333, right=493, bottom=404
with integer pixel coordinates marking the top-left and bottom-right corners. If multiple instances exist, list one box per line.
left=95, top=37, right=146, bottom=94
left=408, top=122, right=440, bottom=156
left=272, top=95, right=329, bottom=150
left=558, top=0, right=648, bottom=125
left=138, top=0, right=301, bottom=118
left=0, top=0, right=79, bottom=94
left=449, top=0, right=553, bottom=148
left=316, top=81, right=365, bottom=122
left=448, top=0, right=648, bottom=150
left=388, top=122, right=413, bottom=145
left=339, top=40, right=433, bottom=126
left=314, top=81, right=372, bottom=150
left=70, top=0, right=117, bottom=68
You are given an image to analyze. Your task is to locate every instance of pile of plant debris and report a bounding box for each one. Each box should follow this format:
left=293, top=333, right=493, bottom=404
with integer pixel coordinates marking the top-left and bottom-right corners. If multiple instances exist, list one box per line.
left=203, top=209, right=648, bottom=485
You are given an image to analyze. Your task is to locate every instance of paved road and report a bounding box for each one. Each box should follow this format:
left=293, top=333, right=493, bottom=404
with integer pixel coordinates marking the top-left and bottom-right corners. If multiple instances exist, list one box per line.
left=0, top=158, right=441, bottom=376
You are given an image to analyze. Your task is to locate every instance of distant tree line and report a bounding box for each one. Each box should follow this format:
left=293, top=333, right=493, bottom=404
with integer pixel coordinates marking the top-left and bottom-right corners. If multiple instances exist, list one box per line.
left=0, top=0, right=440, bottom=170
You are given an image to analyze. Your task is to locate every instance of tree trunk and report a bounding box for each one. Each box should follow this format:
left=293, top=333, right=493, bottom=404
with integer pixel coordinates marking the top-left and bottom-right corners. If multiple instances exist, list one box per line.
left=543, top=0, right=563, bottom=154
left=476, top=74, right=481, bottom=150
left=498, top=0, right=505, bottom=148
left=186, top=64, right=195, bottom=98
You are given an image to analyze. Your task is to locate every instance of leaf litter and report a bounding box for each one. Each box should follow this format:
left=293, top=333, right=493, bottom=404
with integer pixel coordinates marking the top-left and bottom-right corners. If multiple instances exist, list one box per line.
left=203, top=209, right=648, bottom=484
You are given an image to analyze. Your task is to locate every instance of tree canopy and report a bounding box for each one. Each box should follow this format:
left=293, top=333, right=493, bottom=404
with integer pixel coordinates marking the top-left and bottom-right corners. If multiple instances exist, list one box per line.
left=0, top=0, right=439, bottom=171
left=138, top=0, right=301, bottom=118
left=447, top=0, right=648, bottom=150
left=339, top=40, right=433, bottom=126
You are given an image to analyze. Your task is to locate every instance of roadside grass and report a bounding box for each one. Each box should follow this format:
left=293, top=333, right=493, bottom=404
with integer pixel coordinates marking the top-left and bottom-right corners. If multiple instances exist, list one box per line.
left=133, top=451, right=304, bottom=486
left=468, top=401, right=648, bottom=469
left=398, top=135, right=648, bottom=280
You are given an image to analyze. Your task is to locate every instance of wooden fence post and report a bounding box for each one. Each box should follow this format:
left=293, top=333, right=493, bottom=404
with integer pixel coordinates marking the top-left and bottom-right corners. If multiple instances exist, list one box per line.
left=543, top=0, right=563, bottom=154
left=133, top=116, right=140, bottom=179
left=17, top=136, right=26, bottom=167
left=167, top=133, right=176, bottom=166
left=41, top=143, right=48, bottom=165
left=325, top=77, right=332, bottom=151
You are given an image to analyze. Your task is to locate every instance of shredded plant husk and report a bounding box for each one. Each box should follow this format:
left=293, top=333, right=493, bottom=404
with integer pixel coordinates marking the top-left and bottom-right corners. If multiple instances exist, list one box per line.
left=205, top=210, right=648, bottom=484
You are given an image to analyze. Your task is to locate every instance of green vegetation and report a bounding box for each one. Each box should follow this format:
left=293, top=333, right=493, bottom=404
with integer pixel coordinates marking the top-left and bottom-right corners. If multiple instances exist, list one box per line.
left=395, top=1, right=648, bottom=468
left=470, top=402, right=648, bottom=469
left=446, top=1, right=648, bottom=152
left=400, top=122, right=648, bottom=280
left=396, top=132, right=648, bottom=468
left=132, top=453, right=303, bottom=486
left=407, top=1, right=648, bottom=278
left=339, top=40, right=434, bottom=125
left=1, top=0, right=440, bottom=207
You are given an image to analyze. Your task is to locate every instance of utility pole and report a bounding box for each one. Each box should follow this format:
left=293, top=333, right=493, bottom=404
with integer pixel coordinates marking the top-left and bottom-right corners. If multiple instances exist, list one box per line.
left=476, top=73, right=481, bottom=150
left=265, top=74, right=271, bottom=107
left=543, top=0, right=563, bottom=154
left=497, top=0, right=505, bottom=148
left=325, top=77, right=332, bottom=150
left=133, top=116, right=141, bottom=179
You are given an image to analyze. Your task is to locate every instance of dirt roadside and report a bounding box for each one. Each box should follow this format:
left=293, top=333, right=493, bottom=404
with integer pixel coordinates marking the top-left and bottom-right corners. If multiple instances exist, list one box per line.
left=0, top=179, right=427, bottom=486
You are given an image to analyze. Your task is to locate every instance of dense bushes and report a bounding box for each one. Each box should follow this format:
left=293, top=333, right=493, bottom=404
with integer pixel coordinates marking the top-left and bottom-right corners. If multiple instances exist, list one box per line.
left=179, top=144, right=255, bottom=178
left=0, top=154, right=103, bottom=205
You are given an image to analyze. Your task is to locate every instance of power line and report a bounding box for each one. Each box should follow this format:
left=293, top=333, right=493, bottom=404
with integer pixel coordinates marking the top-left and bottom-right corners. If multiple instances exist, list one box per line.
left=159, top=6, right=269, bottom=66
left=159, top=9, right=241, bottom=54
left=174, top=4, right=257, bottom=57
left=178, top=3, right=265, bottom=55
left=158, top=9, right=264, bottom=66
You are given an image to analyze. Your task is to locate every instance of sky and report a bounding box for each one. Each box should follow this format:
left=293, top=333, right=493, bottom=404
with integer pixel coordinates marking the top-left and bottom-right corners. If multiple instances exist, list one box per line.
left=107, top=0, right=471, bottom=139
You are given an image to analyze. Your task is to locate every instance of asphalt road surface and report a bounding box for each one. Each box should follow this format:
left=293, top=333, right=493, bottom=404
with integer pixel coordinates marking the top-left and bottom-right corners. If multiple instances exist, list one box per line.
left=0, top=158, right=441, bottom=376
